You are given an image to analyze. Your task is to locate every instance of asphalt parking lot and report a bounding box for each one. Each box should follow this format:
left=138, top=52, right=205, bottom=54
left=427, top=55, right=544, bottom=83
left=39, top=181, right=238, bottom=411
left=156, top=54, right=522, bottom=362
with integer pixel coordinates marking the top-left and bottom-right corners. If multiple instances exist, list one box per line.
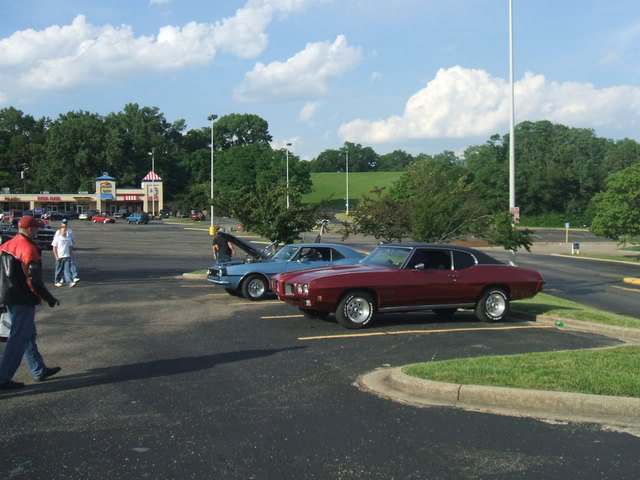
left=2, top=220, right=639, bottom=479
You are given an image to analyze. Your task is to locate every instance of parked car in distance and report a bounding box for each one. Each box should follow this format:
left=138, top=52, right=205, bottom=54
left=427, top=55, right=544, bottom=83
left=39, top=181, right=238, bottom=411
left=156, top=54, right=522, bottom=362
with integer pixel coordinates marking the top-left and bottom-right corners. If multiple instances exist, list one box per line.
left=42, top=211, right=66, bottom=221
left=2, top=210, right=23, bottom=224
left=79, top=209, right=99, bottom=220
left=113, top=210, right=131, bottom=219
left=159, top=208, right=171, bottom=219
left=206, top=232, right=366, bottom=301
left=92, top=213, right=115, bottom=224
left=190, top=211, right=205, bottom=221
left=61, top=210, right=80, bottom=220
left=127, top=212, right=150, bottom=224
left=0, top=224, right=55, bottom=250
left=272, top=244, right=545, bottom=329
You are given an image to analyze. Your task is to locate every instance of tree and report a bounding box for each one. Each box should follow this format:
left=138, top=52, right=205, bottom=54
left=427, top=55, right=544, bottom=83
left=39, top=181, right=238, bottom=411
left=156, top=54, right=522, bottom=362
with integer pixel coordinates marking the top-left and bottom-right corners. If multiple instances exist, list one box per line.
left=591, top=164, right=640, bottom=244
left=232, top=184, right=322, bottom=244
left=0, top=107, right=48, bottom=192
left=211, top=113, right=272, bottom=150
left=377, top=149, right=413, bottom=171
left=341, top=187, right=410, bottom=243
left=471, top=212, right=534, bottom=252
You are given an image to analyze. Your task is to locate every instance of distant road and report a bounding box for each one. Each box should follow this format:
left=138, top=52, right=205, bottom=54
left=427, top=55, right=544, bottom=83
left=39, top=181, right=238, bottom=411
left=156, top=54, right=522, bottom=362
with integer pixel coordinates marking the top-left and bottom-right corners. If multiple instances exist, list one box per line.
left=525, top=228, right=611, bottom=243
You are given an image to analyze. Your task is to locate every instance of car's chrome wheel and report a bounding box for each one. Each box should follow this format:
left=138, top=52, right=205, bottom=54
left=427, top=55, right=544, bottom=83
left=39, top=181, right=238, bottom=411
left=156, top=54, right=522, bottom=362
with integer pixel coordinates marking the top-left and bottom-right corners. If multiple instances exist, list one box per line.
left=242, top=274, right=268, bottom=301
left=486, top=293, right=506, bottom=317
left=475, top=288, right=509, bottom=322
left=336, top=290, right=375, bottom=329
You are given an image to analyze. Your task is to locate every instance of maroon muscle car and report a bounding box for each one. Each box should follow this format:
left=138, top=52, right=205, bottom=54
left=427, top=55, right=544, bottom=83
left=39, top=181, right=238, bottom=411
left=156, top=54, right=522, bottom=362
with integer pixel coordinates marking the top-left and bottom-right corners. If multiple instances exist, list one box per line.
left=271, top=244, right=544, bottom=329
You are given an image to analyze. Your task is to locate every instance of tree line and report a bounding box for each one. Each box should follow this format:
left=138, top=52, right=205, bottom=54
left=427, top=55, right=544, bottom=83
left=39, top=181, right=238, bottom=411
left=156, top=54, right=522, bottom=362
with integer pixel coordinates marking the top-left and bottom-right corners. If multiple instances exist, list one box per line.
left=1, top=105, right=639, bottom=244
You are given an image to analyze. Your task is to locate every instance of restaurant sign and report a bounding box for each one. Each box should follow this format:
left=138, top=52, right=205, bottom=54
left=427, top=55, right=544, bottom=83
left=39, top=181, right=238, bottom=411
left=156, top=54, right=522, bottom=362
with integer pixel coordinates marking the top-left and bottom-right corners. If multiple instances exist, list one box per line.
left=37, top=196, right=62, bottom=201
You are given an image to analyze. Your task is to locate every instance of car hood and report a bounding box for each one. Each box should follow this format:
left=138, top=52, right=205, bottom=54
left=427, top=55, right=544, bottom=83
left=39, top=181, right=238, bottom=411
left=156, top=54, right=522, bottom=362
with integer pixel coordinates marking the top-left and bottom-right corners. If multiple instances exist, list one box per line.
left=217, top=231, right=269, bottom=261
left=274, top=264, right=395, bottom=282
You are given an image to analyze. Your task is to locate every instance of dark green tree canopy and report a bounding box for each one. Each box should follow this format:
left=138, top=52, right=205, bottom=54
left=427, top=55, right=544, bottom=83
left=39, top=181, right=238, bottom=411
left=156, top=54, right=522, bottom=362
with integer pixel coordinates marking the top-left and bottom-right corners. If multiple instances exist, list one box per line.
left=211, top=113, right=272, bottom=150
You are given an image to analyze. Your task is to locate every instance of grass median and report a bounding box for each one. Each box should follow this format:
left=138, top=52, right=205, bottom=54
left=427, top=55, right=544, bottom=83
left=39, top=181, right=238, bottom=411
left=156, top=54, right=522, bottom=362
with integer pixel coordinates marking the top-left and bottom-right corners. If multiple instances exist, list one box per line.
left=512, top=292, right=640, bottom=329
left=405, top=293, right=640, bottom=398
left=403, top=346, right=640, bottom=398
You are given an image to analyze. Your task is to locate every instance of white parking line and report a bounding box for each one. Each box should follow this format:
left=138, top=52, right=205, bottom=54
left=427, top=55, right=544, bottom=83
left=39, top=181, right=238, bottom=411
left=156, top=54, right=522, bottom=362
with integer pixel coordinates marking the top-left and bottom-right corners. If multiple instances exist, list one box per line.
left=262, top=314, right=305, bottom=319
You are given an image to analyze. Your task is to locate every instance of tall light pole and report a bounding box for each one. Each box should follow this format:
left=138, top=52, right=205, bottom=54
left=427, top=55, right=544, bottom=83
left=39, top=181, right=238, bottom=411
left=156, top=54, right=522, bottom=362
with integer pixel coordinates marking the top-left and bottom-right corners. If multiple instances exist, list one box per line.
left=208, top=114, right=218, bottom=236
left=345, top=149, right=350, bottom=216
left=508, top=0, right=516, bottom=213
left=285, top=142, right=292, bottom=209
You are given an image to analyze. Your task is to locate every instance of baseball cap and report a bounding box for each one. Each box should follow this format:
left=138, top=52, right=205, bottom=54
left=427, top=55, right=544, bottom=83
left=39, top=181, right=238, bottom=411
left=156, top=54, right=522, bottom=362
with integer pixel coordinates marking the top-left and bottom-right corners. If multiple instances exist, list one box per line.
left=18, top=215, right=45, bottom=229
left=61, top=218, right=68, bottom=224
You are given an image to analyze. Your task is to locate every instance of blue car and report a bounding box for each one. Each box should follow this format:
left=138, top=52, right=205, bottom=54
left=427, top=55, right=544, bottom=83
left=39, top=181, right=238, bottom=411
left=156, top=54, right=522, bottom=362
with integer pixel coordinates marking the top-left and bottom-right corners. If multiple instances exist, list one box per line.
left=127, top=212, right=150, bottom=224
left=206, top=232, right=365, bottom=300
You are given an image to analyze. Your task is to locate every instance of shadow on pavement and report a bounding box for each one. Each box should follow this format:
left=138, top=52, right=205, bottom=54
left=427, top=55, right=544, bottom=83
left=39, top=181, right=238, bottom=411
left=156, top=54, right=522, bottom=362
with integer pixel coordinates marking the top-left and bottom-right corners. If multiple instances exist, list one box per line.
left=0, top=346, right=305, bottom=398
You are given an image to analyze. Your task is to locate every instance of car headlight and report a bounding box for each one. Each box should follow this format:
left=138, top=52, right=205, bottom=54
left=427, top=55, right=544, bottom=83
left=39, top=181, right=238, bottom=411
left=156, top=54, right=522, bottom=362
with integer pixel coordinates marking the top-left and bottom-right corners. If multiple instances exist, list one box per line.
left=295, top=283, right=309, bottom=295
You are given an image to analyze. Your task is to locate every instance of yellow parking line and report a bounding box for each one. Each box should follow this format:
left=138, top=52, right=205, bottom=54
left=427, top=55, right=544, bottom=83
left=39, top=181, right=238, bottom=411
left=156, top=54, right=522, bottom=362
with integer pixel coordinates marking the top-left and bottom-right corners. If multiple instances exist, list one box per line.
left=262, top=314, right=305, bottom=319
left=298, top=325, right=555, bottom=341
left=611, top=285, right=640, bottom=293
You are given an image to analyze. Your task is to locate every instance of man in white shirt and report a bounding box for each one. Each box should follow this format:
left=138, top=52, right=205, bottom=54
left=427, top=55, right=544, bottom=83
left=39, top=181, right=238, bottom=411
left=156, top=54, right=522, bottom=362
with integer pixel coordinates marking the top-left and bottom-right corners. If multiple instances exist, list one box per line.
left=51, top=223, right=79, bottom=287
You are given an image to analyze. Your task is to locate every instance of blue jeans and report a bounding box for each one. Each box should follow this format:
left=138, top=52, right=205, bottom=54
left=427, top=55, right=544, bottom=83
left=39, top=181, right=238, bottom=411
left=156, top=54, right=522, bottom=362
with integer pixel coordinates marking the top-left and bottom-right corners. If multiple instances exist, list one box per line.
left=55, top=257, right=72, bottom=284
left=217, top=254, right=231, bottom=264
left=69, top=258, right=78, bottom=280
left=0, top=305, right=47, bottom=383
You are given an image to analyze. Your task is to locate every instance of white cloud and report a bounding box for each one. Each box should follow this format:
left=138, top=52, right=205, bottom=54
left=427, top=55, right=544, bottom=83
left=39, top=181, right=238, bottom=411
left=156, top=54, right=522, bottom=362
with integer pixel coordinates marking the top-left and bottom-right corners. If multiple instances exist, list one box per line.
left=370, top=71, right=381, bottom=82
left=339, top=66, right=640, bottom=143
left=234, top=34, right=362, bottom=102
left=299, top=101, right=320, bottom=121
left=0, top=0, right=326, bottom=103
left=271, top=137, right=300, bottom=151
left=149, top=0, right=170, bottom=5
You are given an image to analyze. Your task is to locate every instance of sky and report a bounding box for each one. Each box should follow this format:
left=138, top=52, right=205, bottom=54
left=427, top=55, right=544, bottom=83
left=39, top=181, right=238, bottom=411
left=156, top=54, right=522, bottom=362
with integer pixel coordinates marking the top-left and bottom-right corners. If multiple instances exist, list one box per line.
left=1, top=0, right=640, bottom=160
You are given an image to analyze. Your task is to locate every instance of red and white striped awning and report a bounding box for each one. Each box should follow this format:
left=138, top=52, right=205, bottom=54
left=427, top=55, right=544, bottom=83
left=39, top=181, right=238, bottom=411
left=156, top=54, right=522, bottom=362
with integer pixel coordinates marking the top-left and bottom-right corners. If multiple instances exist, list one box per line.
left=142, top=171, right=162, bottom=181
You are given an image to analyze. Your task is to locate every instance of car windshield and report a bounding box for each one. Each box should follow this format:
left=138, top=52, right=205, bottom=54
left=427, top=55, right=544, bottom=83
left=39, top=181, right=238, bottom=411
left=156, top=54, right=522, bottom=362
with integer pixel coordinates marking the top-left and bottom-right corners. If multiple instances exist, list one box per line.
left=271, top=245, right=299, bottom=261
left=361, top=246, right=412, bottom=268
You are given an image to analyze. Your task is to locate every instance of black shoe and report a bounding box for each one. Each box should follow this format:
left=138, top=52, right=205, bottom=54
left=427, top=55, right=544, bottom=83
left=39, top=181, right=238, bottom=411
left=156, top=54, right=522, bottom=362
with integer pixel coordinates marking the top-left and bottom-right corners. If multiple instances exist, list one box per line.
left=35, top=366, right=61, bottom=382
left=0, top=380, right=25, bottom=390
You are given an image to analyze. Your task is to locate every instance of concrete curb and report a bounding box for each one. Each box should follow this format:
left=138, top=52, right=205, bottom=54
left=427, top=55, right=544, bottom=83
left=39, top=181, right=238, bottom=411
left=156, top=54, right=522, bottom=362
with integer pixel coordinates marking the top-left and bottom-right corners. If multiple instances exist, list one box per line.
left=532, top=315, right=640, bottom=344
left=623, top=277, right=640, bottom=286
left=357, top=368, right=640, bottom=428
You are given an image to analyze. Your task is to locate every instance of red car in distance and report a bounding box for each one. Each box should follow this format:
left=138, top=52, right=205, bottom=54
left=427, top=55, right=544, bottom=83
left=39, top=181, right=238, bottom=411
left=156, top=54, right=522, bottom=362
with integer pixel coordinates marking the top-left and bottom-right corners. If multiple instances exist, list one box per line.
left=272, top=244, right=544, bottom=329
left=91, top=213, right=115, bottom=224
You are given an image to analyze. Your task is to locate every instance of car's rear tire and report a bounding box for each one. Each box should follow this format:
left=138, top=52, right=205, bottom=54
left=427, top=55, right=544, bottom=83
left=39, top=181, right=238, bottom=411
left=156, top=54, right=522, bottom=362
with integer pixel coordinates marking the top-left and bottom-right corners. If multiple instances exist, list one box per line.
left=433, top=308, right=457, bottom=320
left=242, top=274, right=268, bottom=301
left=335, top=290, right=376, bottom=329
left=475, top=288, right=510, bottom=322
left=298, top=308, right=330, bottom=320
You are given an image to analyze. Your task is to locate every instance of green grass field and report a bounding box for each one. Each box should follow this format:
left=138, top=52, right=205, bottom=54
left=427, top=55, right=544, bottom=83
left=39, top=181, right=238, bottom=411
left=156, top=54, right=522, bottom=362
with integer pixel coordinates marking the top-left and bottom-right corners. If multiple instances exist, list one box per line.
left=303, top=172, right=404, bottom=205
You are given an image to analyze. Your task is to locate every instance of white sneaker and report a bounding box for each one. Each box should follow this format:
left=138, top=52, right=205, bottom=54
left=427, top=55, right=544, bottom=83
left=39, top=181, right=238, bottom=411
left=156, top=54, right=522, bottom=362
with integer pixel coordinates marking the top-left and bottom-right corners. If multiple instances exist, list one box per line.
left=72, top=278, right=80, bottom=283
left=69, top=281, right=77, bottom=287
left=55, top=282, right=63, bottom=287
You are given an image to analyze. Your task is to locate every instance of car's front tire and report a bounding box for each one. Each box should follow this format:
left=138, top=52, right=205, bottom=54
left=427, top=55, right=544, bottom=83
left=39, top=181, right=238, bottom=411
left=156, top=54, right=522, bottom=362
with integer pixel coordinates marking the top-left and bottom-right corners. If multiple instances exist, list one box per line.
left=475, top=287, right=510, bottom=322
left=242, top=274, right=268, bottom=301
left=335, top=290, right=376, bottom=329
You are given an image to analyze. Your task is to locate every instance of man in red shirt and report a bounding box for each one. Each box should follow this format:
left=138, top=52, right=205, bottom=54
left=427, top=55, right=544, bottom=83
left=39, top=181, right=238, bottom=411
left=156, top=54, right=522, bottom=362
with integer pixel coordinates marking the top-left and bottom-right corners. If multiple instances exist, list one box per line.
left=0, top=216, right=60, bottom=390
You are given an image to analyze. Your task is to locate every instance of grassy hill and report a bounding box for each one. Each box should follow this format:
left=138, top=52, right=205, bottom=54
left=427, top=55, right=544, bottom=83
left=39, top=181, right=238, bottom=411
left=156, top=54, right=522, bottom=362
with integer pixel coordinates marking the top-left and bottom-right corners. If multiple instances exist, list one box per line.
left=303, top=171, right=404, bottom=208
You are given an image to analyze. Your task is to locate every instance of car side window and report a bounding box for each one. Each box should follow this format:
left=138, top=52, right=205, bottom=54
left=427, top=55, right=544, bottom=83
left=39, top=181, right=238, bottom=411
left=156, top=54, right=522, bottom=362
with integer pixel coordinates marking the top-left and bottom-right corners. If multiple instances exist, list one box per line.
left=406, top=249, right=452, bottom=270
left=298, top=247, right=323, bottom=261
left=453, top=251, right=477, bottom=270
left=330, top=249, right=345, bottom=261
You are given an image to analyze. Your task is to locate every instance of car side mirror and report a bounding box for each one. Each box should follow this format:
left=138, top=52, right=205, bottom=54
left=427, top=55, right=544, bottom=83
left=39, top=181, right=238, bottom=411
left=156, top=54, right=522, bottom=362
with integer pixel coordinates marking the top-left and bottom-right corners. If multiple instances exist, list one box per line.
left=414, top=263, right=425, bottom=271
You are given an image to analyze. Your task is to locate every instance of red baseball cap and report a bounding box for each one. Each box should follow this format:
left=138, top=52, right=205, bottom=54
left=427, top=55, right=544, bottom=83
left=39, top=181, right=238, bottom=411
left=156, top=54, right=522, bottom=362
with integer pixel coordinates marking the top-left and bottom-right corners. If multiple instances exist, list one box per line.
left=18, top=215, right=45, bottom=229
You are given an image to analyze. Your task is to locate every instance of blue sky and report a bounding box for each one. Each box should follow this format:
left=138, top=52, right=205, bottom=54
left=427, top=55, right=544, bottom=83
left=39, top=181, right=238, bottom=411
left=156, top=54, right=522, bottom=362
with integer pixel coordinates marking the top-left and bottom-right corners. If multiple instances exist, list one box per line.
left=1, top=0, right=639, bottom=160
